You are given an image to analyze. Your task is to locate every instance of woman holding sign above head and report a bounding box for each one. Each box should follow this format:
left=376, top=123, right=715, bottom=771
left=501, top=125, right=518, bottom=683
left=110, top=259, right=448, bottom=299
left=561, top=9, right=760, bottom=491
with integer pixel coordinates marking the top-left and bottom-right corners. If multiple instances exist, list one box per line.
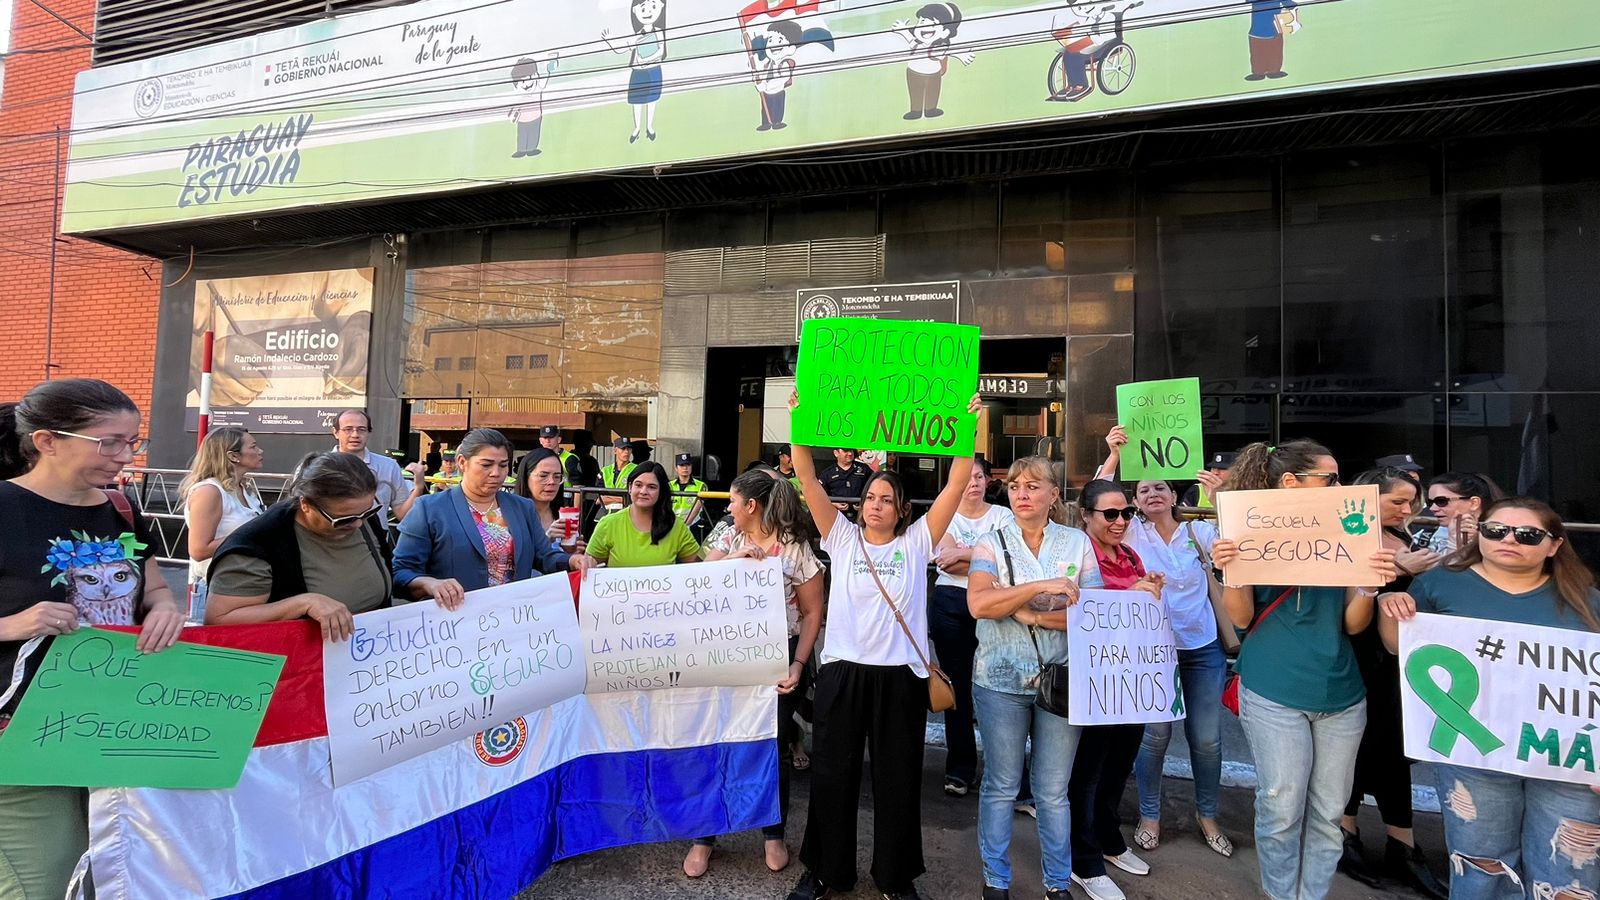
left=681, top=469, right=824, bottom=878
left=1337, top=468, right=1448, bottom=899
left=782, top=390, right=981, bottom=900
left=392, top=429, right=596, bottom=610
left=1377, top=497, right=1600, bottom=900
left=0, top=379, right=185, bottom=900
left=964, top=457, right=1101, bottom=900
left=586, top=461, right=701, bottom=569
left=1208, top=439, right=1398, bottom=900
left=1066, top=479, right=1166, bottom=900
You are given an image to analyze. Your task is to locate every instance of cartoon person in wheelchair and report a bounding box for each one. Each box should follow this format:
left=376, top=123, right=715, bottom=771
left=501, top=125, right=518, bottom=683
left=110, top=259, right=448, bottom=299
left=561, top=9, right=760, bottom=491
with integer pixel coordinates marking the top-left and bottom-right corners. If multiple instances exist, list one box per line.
left=1046, top=0, right=1142, bottom=101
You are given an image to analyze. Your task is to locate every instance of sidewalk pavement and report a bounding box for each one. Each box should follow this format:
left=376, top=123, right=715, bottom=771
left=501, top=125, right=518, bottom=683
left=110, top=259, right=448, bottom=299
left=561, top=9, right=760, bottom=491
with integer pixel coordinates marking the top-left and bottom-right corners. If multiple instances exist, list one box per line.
left=520, top=744, right=1447, bottom=900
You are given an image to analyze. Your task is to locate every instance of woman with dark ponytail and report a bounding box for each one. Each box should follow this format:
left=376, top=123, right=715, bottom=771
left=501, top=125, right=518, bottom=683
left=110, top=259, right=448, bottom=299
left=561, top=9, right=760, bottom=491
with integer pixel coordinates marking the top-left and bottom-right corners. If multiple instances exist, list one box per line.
left=681, top=469, right=824, bottom=878
left=0, top=379, right=185, bottom=900
left=1209, top=439, right=1397, bottom=900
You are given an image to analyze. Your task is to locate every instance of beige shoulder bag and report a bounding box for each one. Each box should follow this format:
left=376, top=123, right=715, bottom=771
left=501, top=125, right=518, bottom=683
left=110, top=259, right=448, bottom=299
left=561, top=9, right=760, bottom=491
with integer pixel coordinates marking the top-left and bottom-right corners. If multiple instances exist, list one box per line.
left=855, top=529, right=956, bottom=712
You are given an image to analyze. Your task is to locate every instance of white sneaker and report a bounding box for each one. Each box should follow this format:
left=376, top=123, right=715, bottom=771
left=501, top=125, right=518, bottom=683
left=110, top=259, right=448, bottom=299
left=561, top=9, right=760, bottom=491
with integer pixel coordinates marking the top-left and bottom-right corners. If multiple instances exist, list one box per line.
left=1104, top=849, right=1150, bottom=876
left=1071, top=874, right=1125, bottom=900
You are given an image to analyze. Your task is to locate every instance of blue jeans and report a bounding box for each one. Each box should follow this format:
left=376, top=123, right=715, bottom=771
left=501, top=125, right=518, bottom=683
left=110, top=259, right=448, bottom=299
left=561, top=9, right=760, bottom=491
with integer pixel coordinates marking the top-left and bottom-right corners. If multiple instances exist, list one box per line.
left=1239, top=686, right=1366, bottom=900
left=973, top=683, right=1081, bottom=891
left=1135, top=640, right=1226, bottom=819
left=1436, top=764, right=1600, bottom=900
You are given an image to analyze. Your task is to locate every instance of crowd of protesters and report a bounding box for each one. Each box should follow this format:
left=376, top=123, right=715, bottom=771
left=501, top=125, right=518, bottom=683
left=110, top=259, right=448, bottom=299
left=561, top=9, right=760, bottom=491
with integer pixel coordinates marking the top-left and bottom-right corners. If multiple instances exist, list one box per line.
left=0, top=376, right=1595, bottom=900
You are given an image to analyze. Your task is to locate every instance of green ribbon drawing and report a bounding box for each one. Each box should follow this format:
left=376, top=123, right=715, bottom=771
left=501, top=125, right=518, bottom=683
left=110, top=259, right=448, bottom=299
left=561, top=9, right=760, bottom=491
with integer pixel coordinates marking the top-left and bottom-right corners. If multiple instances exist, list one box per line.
left=1404, top=644, right=1506, bottom=757
left=1171, top=668, right=1184, bottom=717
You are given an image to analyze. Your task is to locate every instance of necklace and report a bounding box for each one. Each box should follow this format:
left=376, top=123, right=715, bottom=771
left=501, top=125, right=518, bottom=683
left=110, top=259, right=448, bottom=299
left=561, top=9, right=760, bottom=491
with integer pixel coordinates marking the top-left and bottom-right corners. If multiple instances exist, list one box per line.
left=465, top=495, right=499, bottom=515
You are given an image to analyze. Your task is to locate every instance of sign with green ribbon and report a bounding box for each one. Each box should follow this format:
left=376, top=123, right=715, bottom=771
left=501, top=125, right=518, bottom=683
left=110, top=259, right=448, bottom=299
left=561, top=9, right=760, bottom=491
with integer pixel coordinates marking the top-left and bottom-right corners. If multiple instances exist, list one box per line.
left=1067, top=589, right=1184, bottom=727
left=1400, top=612, right=1600, bottom=785
left=0, top=629, right=284, bottom=789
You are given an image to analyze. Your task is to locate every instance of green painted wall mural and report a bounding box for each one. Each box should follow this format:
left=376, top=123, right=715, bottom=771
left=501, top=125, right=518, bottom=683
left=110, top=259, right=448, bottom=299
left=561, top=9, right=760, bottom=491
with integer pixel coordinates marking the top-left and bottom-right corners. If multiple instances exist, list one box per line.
left=60, top=0, right=1600, bottom=234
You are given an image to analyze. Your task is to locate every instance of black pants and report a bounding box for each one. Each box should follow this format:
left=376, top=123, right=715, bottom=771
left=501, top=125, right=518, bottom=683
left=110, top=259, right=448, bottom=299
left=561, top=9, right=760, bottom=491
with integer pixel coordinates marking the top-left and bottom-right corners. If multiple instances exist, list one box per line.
left=699, top=636, right=809, bottom=845
left=1068, top=723, right=1146, bottom=878
left=799, top=661, right=928, bottom=893
left=928, top=585, right=979, bottom=784
left=1344, top=627, right=1413, bottom=828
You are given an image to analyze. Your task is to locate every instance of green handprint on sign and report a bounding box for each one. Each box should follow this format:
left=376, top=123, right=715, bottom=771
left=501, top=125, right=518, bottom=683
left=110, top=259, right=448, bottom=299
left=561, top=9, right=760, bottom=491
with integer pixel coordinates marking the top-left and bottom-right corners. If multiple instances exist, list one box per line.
left=1339, top=498, right=1373, bottom=536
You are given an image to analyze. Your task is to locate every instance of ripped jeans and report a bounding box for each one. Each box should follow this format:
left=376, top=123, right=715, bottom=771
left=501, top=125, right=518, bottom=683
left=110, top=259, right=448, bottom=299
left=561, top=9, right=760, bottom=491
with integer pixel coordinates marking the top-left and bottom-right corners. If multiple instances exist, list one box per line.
left=1436, top=764, right=1600, bottom=900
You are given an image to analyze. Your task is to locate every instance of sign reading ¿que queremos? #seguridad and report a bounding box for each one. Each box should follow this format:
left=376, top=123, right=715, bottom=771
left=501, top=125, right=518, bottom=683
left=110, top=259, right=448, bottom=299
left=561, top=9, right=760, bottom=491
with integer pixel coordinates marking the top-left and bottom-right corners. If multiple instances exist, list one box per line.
left=1215, top=484, right=1384, bottom=588
left=579, top=557, right=788, bottom=692
left=1068, top=589, right=1184, bottom=727
left=792, top=317, right=980, bottom=458
left=1115, top=377, right=1204, bottom=481
left=323, top=573, right=585, bottom=785
left=1401, top=612, right=1600, bottom=785
left=0, top=629, right=284, bottom=789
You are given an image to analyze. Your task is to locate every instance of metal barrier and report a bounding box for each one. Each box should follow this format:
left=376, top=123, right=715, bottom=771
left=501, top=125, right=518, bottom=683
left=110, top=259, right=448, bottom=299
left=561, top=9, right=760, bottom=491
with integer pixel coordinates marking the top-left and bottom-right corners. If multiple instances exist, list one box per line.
left=117, top=467, right=296, bottom=569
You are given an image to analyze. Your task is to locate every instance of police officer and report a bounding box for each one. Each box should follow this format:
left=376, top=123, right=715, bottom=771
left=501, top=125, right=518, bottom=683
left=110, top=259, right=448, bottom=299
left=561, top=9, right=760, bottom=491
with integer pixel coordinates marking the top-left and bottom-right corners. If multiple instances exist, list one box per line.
left=1375, top=453, right=1424, bottom=492
left=817, top=448, right=872, bottom=512
left=671, top=453, right=708, bottom=536
left=600, top=438, right=637, bottom=514
left=537, top=425, right=582, bottom=488
left=1182, top=450, right=1236, bottom=509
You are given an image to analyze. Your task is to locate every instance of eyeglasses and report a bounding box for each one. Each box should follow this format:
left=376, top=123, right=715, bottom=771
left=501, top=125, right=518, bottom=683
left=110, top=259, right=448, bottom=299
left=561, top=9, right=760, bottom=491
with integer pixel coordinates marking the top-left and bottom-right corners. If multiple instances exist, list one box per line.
left=308, top=500, right=379, bottom=528
left=1479, top=522, right=1553, bottom=547
left=336, top=426, right=370, bottom=435
left=1426, top=495, right=1462, bottom=508
left=51, top=430, right=149, bottom=457
left=1293, top=472, right=1341, bottom=485
left=1093, top=507, right=1137, bottom=522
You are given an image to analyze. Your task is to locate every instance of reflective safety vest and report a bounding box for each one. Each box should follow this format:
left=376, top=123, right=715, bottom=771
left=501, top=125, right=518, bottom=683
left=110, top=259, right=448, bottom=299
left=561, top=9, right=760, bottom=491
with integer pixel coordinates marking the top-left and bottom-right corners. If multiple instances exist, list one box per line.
left=558, top=450, right=577, bottom=488
left=602, top=462, right=637, bottom=491
left=672, top=478, right=706, bottom=520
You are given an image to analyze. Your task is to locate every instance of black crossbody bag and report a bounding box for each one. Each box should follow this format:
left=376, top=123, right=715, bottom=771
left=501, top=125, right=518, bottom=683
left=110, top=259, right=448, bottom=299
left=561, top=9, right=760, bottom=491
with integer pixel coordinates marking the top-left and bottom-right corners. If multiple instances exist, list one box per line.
left=997, top=531, right=1071, bottom=718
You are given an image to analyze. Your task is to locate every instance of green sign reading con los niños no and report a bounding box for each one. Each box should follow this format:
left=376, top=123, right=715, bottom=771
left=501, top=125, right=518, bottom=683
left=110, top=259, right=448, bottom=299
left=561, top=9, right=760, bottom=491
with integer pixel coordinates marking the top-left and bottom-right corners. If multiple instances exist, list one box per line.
left=0, top=628, right=284, bottom=789
left=792, top=318, right=980, bottom=457
left=1116, top=377, right=1204, bottom=481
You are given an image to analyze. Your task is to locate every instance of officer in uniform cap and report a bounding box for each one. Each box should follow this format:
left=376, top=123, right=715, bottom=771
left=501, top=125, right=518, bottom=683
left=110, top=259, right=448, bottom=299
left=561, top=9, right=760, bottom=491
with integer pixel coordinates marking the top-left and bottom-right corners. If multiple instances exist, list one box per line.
left=601, top=438, right=637, bottom=512
left=538, top=425, right=582, bottom=488
left=1183, top=450, right=1237, bottom=509
left=671, top=453, right=708, bottom=537
left=1375, top=453, right=1424, bottom=489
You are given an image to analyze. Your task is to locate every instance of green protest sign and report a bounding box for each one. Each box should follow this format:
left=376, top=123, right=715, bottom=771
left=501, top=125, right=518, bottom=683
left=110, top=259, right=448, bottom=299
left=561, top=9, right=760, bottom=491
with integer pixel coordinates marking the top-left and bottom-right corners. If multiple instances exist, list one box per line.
left=792, top=317, right=980, bottom=457
left=0, top=629, right=284, bottom=789
left=1115, top=377, right=1204, bottom=480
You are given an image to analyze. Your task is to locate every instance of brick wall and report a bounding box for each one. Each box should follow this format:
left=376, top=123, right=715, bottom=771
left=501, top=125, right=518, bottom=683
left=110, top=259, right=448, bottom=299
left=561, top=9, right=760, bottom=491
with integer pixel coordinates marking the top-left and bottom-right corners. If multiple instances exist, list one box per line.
left=0, top=0, right=160, bottom=412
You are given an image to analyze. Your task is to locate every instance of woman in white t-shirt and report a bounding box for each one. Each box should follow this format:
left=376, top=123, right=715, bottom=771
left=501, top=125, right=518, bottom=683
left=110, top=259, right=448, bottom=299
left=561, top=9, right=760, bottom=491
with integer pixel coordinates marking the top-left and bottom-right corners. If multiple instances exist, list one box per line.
left=782, top=391, right=980, bottom=900
left=181, top=426, right=265, bottom=602
left=931, top=456, right=1012, bottom=797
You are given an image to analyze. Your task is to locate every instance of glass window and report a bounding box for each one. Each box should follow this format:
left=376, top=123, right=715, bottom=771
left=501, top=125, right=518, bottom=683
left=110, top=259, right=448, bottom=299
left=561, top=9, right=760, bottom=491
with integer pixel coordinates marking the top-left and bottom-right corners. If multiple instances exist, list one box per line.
left=1136, top=161, right=1281, bottom=384
left=458, top=357, right=476, bottom=371
left=529, top=354, right=550, bottom=369
left=770, top=194, right=878, bottom=244
left=1001, top=174, right=1134, bottom=277
left=1282, top=148, right=1445, bottom=392
left=667, top=204, right=767, bottom=251
left=1449, top=393, right=1600, bottom=535
left=1279, top=393, right=1445, bottom=481
left=505, top=355, right=524, bottom=370
left=434, top=357, right=452, bottom=371
left=1447, top=134, right=1600, bottom=392
left=881, top=182, right=998, bottom=281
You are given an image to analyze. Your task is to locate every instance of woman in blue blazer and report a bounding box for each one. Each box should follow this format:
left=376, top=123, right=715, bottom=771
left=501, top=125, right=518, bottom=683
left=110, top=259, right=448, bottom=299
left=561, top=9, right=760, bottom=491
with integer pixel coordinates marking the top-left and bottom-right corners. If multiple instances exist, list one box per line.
left=393, top=428, right=595, bottom=606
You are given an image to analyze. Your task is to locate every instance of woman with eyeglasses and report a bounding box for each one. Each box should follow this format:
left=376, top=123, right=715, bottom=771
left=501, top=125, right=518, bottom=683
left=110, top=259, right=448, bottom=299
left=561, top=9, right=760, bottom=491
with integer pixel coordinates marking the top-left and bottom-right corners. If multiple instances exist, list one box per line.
left=1420, top=472, right=1501, bottom=555
left=1335, top=469, right=1447, bottom=898
left=516, top=448, right=588, bottom=553
left=1067, top=479, right=1165, bottom=900
left=393, top=429, right=596, bottom=611
left=1378, top=497, right=1600, bottom=900
left=208, top=452, right=399, bottom=641
left=181, top=425, right=265, bottom=617
left=1209, top=439, right=1397, bottom=900
left=0, top=379, right=184, bottom=900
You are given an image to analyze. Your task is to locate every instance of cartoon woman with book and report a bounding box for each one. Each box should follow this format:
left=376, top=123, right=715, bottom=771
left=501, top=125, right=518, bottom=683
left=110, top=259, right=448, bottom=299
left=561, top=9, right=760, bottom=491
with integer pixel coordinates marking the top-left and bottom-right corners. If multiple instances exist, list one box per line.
left=602, top=0, right=668, bottom=143
left=892, top=2, right=975, bottom=121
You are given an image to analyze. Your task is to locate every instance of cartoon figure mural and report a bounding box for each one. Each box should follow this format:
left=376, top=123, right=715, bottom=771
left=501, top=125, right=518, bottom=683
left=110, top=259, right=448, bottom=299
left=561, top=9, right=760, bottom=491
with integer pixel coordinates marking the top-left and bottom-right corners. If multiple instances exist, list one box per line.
left=1246, top=0, right=1299, bottom=81
left=45, top=530, right=147, bottom=625
left=1046, top=1, right=1141, bottom=101
left=893, top=3, right=975, bottom=120
left=738, top=0, right=835, bottom=133
left=602, top=0, right=669, bottom=143
left=508, top=52, right=559, bottom=158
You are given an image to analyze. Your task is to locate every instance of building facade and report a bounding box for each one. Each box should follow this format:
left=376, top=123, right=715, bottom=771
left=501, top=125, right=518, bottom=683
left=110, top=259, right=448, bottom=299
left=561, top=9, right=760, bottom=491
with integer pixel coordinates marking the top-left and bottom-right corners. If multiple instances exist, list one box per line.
left=60, top=0, right=1600, bottom=527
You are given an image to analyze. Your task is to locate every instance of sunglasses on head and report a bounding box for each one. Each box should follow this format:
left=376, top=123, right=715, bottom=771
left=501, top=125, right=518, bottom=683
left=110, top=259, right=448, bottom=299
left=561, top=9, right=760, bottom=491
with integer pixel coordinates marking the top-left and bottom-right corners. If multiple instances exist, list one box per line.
left=308, top=500, right=379, bottom=528
left=1479, top=522, right=1553, bottom=547
left=1093, top=507, right=1137, bottom=522
left=1426, top=495, right=1462, bottom=507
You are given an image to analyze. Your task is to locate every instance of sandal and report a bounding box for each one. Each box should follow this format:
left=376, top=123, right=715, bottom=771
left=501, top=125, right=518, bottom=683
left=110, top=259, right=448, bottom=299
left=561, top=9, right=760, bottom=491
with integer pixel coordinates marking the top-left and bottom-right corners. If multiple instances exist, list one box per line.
left=1134, top=819, right=1160, bottom=851
left=791, top=741, right=810, bottom=771
left=1197, top=816, right=1233, bottom=858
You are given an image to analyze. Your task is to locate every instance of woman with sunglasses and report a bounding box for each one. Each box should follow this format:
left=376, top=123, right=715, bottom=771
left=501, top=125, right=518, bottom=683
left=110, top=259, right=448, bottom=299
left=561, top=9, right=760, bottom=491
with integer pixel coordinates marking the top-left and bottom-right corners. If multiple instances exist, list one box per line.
left=394, top=429, right=596, bottom=611
left=1336, top=469, right=1447, bottom=897
left=1378, top=498, right=1600, bottom=900
left=1067, top=479, right=1165, bottom=900
left=1419, top=472, right=1500, bottom=555
left=1209, top=439, right=1397, bottom=900
left=0, top=380, right=184, bottom=900
left=208, top=452, right=401, bottom=641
